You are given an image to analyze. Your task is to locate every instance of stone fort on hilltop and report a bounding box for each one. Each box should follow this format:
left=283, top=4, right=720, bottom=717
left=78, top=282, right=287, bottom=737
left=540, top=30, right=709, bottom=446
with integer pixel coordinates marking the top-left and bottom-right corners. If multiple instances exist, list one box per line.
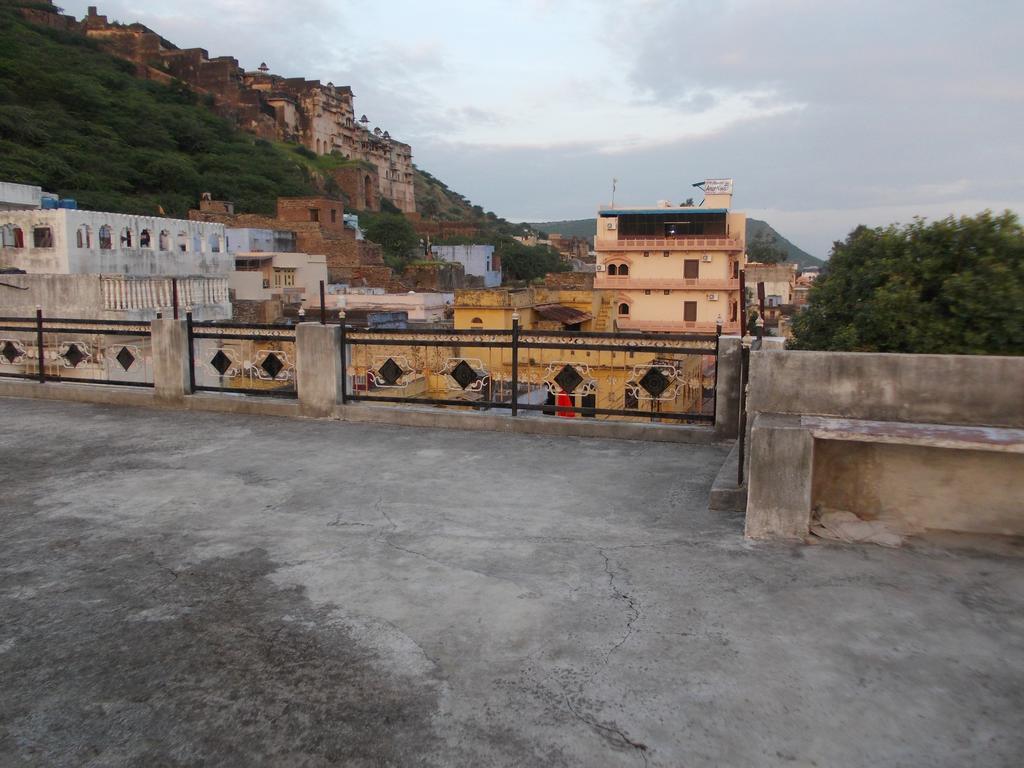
left=19, top=2, right=416, bottom=215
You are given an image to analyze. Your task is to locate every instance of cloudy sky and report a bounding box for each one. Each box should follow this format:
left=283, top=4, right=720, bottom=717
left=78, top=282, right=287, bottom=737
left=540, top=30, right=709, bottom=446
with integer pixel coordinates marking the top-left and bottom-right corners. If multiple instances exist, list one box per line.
left=64, top=0, right=1023, bottom=256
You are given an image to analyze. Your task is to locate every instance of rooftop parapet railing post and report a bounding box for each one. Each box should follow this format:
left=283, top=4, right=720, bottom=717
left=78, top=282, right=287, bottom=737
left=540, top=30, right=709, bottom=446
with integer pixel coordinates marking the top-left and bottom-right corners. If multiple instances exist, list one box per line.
left=714, top=335, right=742, bottom=441
left=152, top=315, right=191, bottom=401
left=296, top=320, right=342, bottom=417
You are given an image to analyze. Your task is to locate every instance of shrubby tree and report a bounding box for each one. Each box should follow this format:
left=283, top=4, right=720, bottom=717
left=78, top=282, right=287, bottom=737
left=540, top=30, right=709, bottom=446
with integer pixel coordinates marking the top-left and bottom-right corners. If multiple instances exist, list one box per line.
left=362, top=213, right=421, bottom=269
left=495, top=236, right=569, bottom=282
left=746, top=231, right=788, bottom=264
left=790, top=211, right=1024, bottom=355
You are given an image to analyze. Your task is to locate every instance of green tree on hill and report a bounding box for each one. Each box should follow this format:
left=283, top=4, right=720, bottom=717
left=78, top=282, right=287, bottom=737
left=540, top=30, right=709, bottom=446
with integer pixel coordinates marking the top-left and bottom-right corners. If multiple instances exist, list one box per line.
left=746, top=231, right=788, bottom=264
left=790, top=211, right=1024, bottom=355
left=496, top=237, right=569, bottom=282
left=362, top=213, right=421, bottom=270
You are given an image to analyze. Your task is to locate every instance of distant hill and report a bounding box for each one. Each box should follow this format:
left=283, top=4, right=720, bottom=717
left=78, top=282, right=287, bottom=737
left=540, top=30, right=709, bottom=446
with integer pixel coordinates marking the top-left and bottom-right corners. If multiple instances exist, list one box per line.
left=745, top=219, right=825, bottom=269
left=527, top=217, right=825, bottom=269
left=527, top=219, right=598, bottom=241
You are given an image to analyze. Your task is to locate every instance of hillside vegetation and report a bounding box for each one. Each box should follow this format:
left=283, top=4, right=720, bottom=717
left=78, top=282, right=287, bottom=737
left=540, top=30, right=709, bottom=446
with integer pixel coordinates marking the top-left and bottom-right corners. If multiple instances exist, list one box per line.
left=414, top=168, right=525, bottom=234
left=0, top=4, right=322, bottom=216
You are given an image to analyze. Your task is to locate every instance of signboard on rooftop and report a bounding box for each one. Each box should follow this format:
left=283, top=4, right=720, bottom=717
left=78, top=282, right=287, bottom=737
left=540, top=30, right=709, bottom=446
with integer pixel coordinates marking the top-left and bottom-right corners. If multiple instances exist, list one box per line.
left=703, top=179, right=734, bottom=194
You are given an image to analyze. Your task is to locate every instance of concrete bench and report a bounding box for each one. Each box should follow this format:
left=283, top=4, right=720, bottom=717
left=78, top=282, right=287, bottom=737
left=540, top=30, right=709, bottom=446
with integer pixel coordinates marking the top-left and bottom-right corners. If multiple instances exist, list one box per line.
left=745, top=414, right=1024, bottom=539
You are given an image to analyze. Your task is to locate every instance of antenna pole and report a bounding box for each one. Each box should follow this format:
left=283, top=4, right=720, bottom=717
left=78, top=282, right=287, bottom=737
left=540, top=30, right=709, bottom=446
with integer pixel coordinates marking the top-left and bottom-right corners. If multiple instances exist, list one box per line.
left=611, top=178, right=617, bottom=207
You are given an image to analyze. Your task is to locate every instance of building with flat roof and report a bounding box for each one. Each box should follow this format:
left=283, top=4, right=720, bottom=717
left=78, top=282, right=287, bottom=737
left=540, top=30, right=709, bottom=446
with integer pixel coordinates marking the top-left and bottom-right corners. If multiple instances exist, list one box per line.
left=0, top=182, right=44, bottom=211
left=321, top=289, right=451, bottom=323
left=0, top=206, right=231, bottom=319
left=431, top=244, right=501, bottom=288
left=1, top=208, right=229, bottom=277
left=594, top=180, right=745, bottom=334
left=226, top=227, right=296, bottom=254
left=230, top=252, right=328, bottom=306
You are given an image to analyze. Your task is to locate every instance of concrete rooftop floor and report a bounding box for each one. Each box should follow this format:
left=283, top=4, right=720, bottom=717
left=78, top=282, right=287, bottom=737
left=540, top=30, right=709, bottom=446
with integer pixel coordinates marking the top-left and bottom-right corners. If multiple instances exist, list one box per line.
left=1, top=398, right=1022, bottom=767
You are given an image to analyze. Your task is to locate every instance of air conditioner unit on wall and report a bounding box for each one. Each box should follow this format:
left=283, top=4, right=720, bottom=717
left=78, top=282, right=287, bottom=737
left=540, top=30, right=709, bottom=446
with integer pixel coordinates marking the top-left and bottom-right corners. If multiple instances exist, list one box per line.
left=702, top=254, right=713, bottom=262
left=595, top=264, right=605, bottom=272
left=606, top=222, right=615, bottom=230
left=707, top=293, right=719, bottom=301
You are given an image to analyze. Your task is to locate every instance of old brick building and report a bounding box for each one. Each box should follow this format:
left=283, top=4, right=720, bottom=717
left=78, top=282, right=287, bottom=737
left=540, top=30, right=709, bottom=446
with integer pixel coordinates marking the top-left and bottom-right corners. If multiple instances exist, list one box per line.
left=68, top=4, right=416, bottom=213
left=190, top=196, right=404, bottom=291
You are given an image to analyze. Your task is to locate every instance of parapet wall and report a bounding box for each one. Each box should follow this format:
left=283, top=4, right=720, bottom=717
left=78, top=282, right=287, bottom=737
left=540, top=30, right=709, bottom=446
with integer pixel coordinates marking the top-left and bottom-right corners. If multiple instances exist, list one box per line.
left=748, top=350, right=1024, bottom=428
left=542, top=272, right=594, bottom=290
left=744, top=349, right=1024, bottom=540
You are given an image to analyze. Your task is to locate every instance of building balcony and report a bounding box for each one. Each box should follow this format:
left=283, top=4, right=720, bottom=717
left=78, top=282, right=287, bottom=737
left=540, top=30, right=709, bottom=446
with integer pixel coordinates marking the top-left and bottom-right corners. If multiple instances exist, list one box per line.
left=594, top=276, right=740, bottom=291
left=597, top=237, right=744, bottom=252
left=615, top=318, right=742, bottom=334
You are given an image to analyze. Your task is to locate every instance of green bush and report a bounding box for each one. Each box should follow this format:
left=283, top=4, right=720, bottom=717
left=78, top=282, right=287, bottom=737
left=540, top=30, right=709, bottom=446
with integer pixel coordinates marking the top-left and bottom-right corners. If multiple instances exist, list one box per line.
left=791, top=211, right=1024, bottom=355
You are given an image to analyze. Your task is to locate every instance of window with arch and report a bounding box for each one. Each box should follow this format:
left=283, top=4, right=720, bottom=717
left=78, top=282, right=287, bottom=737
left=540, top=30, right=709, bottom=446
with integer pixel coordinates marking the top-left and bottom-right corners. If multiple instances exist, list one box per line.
left=176, top=231, right=188, bottom=252
left=617, top=263, right=629, bottom=276
left=98, top=225, right=113, bottom=250
left=607, top=264, right=617, bottom=276
left=33, top=227, right=54, bottom=248
left=75, top=225, right=91, bottom=249
left=2, top=224, right=24, bottom=248
left=140, top=229, right=152, bottom=248
left=208, top=233, right=222, bottom=253
left=617, top=302, right=630, bottom=316
left=470, top=316, right=484, bottom=329
left=120, top=227, right=133, bottom=248
left=158, top=230, right=170, bottom=251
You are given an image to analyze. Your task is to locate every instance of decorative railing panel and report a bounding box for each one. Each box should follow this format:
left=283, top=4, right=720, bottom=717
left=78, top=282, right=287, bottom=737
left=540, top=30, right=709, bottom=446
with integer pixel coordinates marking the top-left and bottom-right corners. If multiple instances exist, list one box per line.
left=343, top=324, right=719, bottom=424
left=0, top=314, right=153, bottom=387
left=187, top=317, right=297, bottom=398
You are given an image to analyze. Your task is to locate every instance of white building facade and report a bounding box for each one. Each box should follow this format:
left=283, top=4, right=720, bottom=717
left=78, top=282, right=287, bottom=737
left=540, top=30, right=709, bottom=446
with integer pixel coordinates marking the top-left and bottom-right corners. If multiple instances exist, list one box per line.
left=225, top=227, right=296, bottom=254
left=0, top=208, right=231, bottom=319
left=430, top=244, right=501, bottom=288
left=0, top=182, right=44, bottom=212
left=1, top=209, right=230, bottom=276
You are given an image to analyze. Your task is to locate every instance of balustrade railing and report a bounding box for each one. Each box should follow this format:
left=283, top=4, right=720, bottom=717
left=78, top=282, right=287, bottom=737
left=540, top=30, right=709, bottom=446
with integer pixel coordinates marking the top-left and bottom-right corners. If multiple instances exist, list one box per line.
left=0, top=311, right=154, bottom=387
left=187, top=316, right=298, bottom=398
left=341, top=321, right=720, bottom=423
left=1, top=309, right=724, bottom=426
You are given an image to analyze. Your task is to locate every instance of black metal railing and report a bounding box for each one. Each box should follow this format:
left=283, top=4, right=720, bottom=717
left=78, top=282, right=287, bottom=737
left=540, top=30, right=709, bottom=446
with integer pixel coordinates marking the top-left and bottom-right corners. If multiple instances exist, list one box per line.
left=187, top=314, right=298, bottom=398
left=0, top=311, right=154, bottom=387
left=342, top=320, right=720, bottom=424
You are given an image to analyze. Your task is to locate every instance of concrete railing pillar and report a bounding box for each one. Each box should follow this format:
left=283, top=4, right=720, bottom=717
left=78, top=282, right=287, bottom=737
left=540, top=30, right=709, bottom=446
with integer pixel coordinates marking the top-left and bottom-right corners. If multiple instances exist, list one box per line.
left=714, top=335, right=742, bottom=440
left=151, top=317, right=191, bottom=402
left=296, top=322, right=342, bottom=417
left=744, top=413, right=814, bottom=539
